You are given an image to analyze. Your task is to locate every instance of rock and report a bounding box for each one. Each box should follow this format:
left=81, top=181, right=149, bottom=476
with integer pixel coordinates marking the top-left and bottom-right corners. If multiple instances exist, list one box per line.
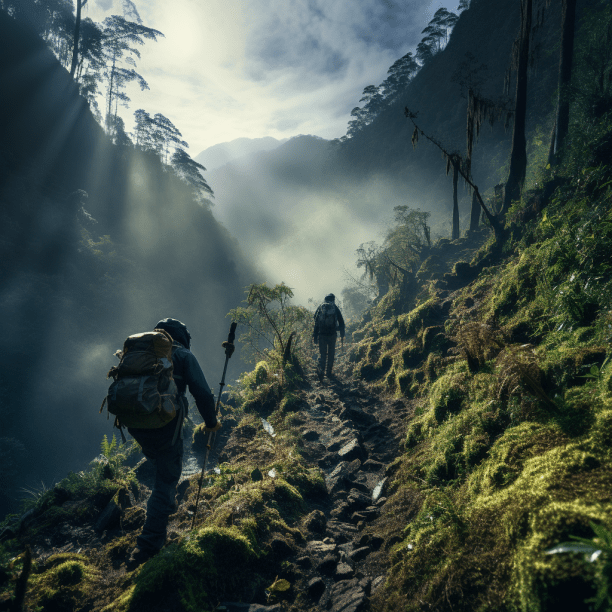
left=328, top=579, right=367, bottom=612
left=343, top=405, right=377, bottom=426
left=318, top=554, right=339, bottom=575
left=362, top=459, right=384, bottom=472
left=335, top=562, right=354, bottom=581
left=304, top=509, right=327, bottom=533
left=346, top=479, right=370, bottom=495
left=326, top=440, right=347, bottom=453
left=346, top=490, right=371, bottom=511
left=221, top=604, right=281, bottom=612
left=351, top=508, right=379, bottom=522
left=296, top=556, right=312, bottom=569
left=270, top=537, right=293, bottom=557
left=95, top=500, right=121, bottom=532
left=326, top=462, right=350, bottom=494
left=371, top=575, right=385, bottom=592
left=338, top=440, right=366, bottom=462
left=348, top=547, right=370, bottom=562
left=358, top=576, right=372, bottom=595
left=354, top=534, right=370, bottom=548
left=326, top=520, right=359, bottom=542
left=307, top=540, right=338, bottom=556
left=370, top=536, right=384, bottom=550
left=347, top=459, right=362, bottom=474
left=250, top=467, right=263, bottom=481
left=307, top=577, right=326, bottom=600
left=372, top=477, right=388, bottom=503
left=302, top=429, right=320, bottom=441
left=330, top=503, right=350, bottom=520
left=121, top=507, right=145, bottom=530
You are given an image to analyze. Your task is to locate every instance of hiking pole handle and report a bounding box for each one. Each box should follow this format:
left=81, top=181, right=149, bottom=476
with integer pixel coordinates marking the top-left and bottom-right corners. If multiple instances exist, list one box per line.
left=215, top=321, right=238, bottom=414
left=192, top=321, right=237, bottom=531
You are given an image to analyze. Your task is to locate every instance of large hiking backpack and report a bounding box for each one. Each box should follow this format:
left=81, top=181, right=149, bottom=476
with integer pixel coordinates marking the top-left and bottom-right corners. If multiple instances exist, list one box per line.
left=317, top=302, right=337, bottom=335
left=101, top=329, right=178, bottom=429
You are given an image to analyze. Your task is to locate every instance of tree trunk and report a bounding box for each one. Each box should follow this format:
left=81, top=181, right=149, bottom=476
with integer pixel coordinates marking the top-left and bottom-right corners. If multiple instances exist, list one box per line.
left=70, top=0, right=82, bottom=79
left=452, top=161, right=460, bottom=240
left=503, top=0, right=532, bottom=213
left=553, top=0, right=577, bottom=159
left=469, top=189, right=480, bottom=232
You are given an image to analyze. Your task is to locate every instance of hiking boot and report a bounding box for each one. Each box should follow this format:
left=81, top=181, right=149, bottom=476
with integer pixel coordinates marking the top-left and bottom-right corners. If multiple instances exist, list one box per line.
left=316, top=367, right=324, bottom=382
left=126, top=547, right=157, bottom=570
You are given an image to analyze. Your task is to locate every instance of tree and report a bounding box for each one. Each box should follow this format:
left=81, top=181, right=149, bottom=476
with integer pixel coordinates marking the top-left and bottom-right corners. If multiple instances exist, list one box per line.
left=171, top=149, right=214, bottom=201
left=550, top=0, right=577, bottom=162
left=458, top=0, right=470, bottom=11
left=100, top=14, right=163, bottom=135
left=405, top=107, right=504, bottom=243
left=416, top=38, right=435, bottom=65
left=69, top=0, right=86, bottom=78
left=228, top=283, right=309, bottom=365
left=357, top=207, right=433, bottom=307
left=503, top=0, right=533, bottom=213
left=150, top=113, right=188, bottom=164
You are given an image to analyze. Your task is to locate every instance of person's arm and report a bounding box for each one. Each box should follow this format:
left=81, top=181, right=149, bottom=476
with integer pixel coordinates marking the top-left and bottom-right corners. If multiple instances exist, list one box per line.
left=183, top=351, right=217, bottom=428
left=336, top=306, right=345, bottom=338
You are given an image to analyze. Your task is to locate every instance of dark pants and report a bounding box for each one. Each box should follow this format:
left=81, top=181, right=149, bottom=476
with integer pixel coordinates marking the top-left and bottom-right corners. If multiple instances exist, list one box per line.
left=318, top=334, right=337, bottom=375
left=129, top=420, right=183, bottom=552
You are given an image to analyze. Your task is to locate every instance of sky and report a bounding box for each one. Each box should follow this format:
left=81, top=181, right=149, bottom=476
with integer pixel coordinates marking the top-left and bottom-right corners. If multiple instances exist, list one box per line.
left=88, top=0, right=456, bottom=155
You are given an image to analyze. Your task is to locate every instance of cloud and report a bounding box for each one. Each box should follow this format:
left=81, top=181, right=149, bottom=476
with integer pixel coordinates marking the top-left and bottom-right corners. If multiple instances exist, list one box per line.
left=85, top=0, right=455, bottom=152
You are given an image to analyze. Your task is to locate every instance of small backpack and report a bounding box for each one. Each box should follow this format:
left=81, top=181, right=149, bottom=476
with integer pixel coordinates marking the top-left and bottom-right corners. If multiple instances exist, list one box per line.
left=317, top=302, right=337, bottom=335
left=100, top=329, right=178, bottom=430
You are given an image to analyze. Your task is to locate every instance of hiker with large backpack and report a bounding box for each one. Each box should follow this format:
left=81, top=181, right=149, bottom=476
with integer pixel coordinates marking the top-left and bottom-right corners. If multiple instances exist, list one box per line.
left=102, top=318, right=223, bottom=568
left=313, top=293, right=345, bottom=380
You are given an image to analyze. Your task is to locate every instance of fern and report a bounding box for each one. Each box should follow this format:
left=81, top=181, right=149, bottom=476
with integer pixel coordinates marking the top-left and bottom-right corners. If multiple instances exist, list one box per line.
left=100, top=434, right=117, bottom=460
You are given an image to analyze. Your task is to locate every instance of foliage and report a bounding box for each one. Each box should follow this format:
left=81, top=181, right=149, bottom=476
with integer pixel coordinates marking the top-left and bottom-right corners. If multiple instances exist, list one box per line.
left=228, top=283, right=310, bottom=366
left=546, top=522, right=612, bottom=611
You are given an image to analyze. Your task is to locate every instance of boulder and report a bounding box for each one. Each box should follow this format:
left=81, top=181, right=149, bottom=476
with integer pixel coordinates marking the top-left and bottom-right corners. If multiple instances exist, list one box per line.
left=328, top=579, right=368, bottom=612
left=326, top=462, right=350, bottom=494
left=348, top=547, right=370, bottom=562
left=335, top=562, right=355, bottom=581
left=338, top=440, right=366, bottom=462
left=304, top=509, right=327, bottom=533
left=307, top=577, right=326, bottom=600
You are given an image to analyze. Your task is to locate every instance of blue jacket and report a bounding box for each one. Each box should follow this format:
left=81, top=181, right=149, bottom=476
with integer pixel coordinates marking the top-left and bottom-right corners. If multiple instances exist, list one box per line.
left=171, top=342, right=217, bottom=428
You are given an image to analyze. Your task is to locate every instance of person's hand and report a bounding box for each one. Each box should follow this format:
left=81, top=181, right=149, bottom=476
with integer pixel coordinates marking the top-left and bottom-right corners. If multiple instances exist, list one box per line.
left=222, top=341, right=235, bottom=357
left=204, top=421, right=222, bottom=433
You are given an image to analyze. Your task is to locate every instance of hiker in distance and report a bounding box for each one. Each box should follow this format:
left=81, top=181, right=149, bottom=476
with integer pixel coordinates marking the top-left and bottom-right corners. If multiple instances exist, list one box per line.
left=313, top=293, right=345, bottom=381
left=121, top=318, right=223, bottom=568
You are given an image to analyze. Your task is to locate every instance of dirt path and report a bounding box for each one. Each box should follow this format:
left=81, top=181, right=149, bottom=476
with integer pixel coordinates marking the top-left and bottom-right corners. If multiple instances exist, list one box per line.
left=248, top=348, right=414, bottom=611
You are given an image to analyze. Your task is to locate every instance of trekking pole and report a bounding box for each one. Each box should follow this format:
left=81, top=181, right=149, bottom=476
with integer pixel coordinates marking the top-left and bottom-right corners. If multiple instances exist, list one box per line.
left=191, top=321, right=237, bottom=530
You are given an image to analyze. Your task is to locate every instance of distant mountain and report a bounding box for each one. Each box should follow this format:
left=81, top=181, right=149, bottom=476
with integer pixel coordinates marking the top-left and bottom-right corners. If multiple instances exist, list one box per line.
left=195, top=136, right=289, bottom=171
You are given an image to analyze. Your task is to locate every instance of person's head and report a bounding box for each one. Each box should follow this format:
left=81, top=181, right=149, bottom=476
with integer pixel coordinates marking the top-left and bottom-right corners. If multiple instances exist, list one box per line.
left=324, top=293, right=335, bottom=303
left=155, top=318, right=191, bottom=349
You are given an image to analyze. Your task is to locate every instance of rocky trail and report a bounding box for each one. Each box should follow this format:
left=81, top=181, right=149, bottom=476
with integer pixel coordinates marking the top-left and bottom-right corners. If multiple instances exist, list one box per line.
left=275, top=354, right=414, bottom=611
left=0, top=347, right=414, bottom=612
left=204, top=349, right=414, bottom=612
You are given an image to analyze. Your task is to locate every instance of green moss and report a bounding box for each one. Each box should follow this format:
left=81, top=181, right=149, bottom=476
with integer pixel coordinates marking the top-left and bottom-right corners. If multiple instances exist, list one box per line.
left=29, top=559, right=99, bottom=612
left=124, top=527, right=258, bottom=611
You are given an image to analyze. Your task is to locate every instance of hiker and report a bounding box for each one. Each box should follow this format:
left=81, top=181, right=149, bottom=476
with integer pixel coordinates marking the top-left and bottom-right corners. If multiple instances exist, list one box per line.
left=127, top=318, right=222, bottom=567
left=313, top=293, right=345, bottom=380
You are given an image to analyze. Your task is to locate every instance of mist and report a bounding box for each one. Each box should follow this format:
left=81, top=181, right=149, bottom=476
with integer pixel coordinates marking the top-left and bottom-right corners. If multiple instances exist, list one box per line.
left=0, top=12, right=256, bottom=516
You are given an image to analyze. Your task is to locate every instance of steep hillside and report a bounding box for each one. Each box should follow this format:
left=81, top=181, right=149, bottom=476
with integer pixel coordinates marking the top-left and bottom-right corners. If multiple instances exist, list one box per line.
left=0, top=11, right=257, bottom=514
left=195, top=137, right=289, bottom=171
